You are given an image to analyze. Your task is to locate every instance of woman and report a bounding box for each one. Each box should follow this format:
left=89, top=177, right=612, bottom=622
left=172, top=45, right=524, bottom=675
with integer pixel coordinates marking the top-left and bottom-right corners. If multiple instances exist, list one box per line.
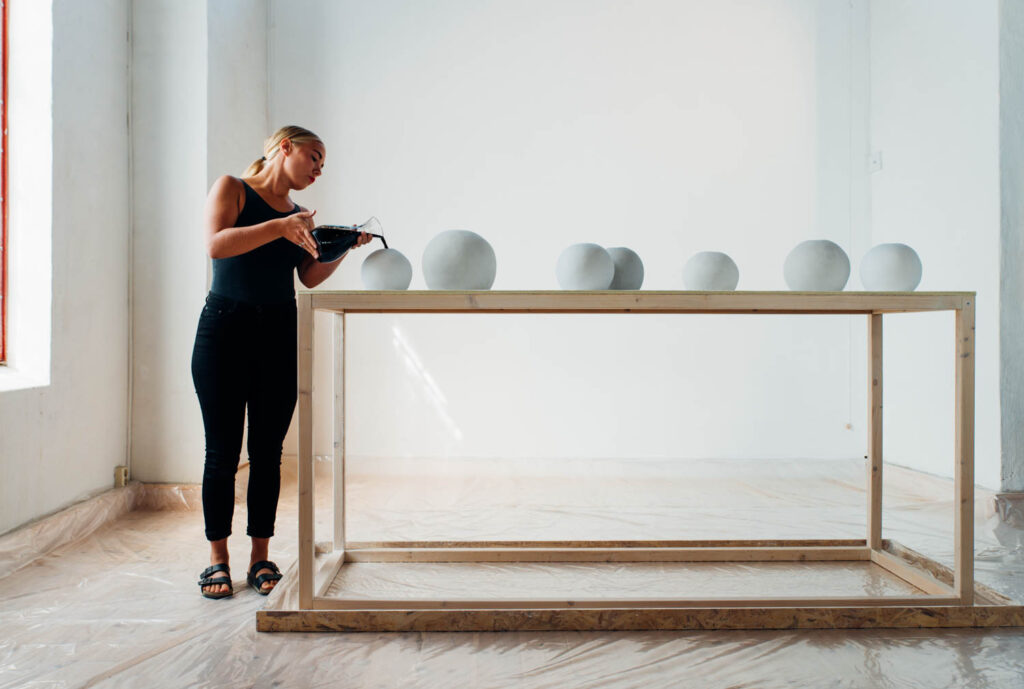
left=192, top=125, right=371, bottom=599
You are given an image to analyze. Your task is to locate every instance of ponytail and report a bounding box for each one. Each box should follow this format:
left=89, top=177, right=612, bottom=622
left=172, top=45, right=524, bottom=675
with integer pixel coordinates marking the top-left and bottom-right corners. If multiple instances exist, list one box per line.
left=243, top=156, right=266, bottom=177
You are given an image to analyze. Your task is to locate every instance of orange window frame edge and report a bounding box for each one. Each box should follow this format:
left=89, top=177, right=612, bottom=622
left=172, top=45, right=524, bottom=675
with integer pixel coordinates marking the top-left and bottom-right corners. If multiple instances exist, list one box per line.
left=1, top=0, right=8, bottom=363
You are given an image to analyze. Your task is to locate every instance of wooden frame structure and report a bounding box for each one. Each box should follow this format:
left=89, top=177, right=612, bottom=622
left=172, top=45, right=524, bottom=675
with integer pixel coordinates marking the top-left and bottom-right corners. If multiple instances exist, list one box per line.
left=259, top=290, right=1024, bottom=632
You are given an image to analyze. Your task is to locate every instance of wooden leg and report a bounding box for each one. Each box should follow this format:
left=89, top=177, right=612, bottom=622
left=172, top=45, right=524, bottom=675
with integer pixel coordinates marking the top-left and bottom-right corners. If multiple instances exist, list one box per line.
left=297, top=294, right=315, bottom=610
left=955, top=297, right=976, bottom=604
left=333, top=313, right=346, bottom=552
left=868, top=313, right=883, bottom=550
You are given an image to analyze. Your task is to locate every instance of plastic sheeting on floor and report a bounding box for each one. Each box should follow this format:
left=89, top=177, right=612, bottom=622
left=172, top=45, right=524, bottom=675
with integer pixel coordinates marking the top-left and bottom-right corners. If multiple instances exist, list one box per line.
left=1, top=457, right=1023, bottom=688
left=323, top=560, right=923, bottom=601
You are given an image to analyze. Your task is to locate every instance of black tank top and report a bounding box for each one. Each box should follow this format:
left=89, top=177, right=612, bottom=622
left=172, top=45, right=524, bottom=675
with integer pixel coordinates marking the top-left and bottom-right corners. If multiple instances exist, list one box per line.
left=210, top=180, right=307, bottom=304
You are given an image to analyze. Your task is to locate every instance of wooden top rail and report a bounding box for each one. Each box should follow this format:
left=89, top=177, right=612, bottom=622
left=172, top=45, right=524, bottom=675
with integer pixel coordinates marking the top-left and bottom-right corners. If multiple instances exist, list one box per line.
left=299, top=288, right=970, bottom=313
left=302, top=290, right=973, bottom=315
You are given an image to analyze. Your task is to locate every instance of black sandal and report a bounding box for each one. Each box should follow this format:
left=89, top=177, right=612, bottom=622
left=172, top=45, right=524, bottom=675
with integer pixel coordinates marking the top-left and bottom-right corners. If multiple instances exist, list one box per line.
left=198, top=563, right=233, bottom=600
left=247, top=560, right=283, bottom=595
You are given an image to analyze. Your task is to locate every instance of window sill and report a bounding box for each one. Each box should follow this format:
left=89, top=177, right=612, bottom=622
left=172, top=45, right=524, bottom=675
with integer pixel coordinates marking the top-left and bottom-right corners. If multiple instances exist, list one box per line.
left=0, top=363, right=50, bottom=392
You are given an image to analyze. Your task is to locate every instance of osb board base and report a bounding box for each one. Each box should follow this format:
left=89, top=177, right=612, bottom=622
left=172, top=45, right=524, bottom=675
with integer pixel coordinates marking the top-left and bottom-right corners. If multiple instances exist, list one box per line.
left=258, top=605, right=1024, bottom=633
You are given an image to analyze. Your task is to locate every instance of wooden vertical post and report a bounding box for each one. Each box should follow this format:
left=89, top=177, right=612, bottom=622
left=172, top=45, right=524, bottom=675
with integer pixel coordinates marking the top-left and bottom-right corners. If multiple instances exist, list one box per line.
left=297, top=294, right=315, bottom=609
left=954, top=296, right=976, bottom=604
left=333, top=313, right=346, bottom=552
left=868, top=313, right=883, bottom=550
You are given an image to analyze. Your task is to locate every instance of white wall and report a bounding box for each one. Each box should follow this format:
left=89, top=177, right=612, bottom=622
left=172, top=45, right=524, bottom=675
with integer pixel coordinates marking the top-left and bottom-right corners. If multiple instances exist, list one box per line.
left=869, top=0, right=1001, bottom=488
left=0, top=0, right=131, bottom=535
left=207, top=1, right=269, bottom=190
left=130, top=0, right=208, bottom=483
left=270, top=0, right=875, bottom=465
left=1000, top=0, right=1024, bottom=493
left=0, top=0, right=1006, bottom=537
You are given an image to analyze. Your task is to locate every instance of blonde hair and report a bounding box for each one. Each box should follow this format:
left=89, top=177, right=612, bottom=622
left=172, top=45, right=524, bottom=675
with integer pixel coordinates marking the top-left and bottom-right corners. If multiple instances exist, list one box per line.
left=243, top=125, right=323, bottom=177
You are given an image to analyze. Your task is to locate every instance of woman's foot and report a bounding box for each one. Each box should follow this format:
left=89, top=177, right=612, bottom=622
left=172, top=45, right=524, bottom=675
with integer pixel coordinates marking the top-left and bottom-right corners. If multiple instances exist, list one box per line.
left=201, top=538, right=231, bottom=597
left=247, top=560, right=282, bottom=594
left=249, top=537, right=280, bottom=594
left=198, top=563, right=233, bottom=599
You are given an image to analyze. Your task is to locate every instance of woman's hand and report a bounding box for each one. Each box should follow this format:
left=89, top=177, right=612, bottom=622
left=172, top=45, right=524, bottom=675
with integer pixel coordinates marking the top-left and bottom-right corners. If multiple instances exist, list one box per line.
left=354, top=232, right=373, bottom=249
left=279, top=210, right=319, bottom=259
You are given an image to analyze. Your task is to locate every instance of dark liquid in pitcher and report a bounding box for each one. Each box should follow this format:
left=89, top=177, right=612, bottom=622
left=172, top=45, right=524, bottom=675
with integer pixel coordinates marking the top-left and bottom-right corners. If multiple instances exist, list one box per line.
left=312, top=226, right=388, bottom=263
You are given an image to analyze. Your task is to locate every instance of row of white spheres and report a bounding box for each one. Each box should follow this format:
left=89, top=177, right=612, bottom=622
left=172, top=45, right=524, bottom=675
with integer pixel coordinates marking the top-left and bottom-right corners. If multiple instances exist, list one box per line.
left=360, top=232, right=923, bottom=292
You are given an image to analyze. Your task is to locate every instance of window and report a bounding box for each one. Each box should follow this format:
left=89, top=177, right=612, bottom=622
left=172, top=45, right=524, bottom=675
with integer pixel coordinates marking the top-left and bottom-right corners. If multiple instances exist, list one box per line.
left=0, top=0, right=50, bottom=392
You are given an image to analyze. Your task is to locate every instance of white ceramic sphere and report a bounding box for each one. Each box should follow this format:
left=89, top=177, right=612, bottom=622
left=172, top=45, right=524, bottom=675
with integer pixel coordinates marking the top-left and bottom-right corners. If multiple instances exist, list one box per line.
left=859, top=243, right=922, bottom=291
left=361, top=248, right=413, bottom=290
left=607, top=247, right=644, bottom=290
left=556, top=243, right=614, bottom=290
left=783, top=240, right=850, bottom=291
left=682, top=251, right=739, bottom=291
left=422, top=230, right=496, bottom=290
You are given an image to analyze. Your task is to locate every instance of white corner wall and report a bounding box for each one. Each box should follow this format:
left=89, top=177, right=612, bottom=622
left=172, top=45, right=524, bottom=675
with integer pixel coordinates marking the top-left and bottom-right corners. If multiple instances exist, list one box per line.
left=869, top=0, right=1001, bottom=488
left=0, top=0, right=131, bottom=535
left=130, top=0, right=208, bottom=483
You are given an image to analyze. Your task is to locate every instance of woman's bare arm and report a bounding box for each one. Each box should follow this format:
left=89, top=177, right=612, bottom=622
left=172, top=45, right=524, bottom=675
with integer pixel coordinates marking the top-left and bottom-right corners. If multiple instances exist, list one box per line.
left=297, top=254, right=342, bottom=288
left=204, top=176, right=319, bottom=260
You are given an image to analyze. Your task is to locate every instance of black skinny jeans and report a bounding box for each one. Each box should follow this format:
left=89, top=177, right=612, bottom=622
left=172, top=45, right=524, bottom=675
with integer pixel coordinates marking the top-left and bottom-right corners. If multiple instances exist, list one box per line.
left=191, top=292, right=297, bottom=541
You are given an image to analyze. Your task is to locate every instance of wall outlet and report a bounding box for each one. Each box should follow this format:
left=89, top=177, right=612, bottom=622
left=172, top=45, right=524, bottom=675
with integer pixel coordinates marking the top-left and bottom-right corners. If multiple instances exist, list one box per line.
left=114, top=465, right=129, bottom=488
